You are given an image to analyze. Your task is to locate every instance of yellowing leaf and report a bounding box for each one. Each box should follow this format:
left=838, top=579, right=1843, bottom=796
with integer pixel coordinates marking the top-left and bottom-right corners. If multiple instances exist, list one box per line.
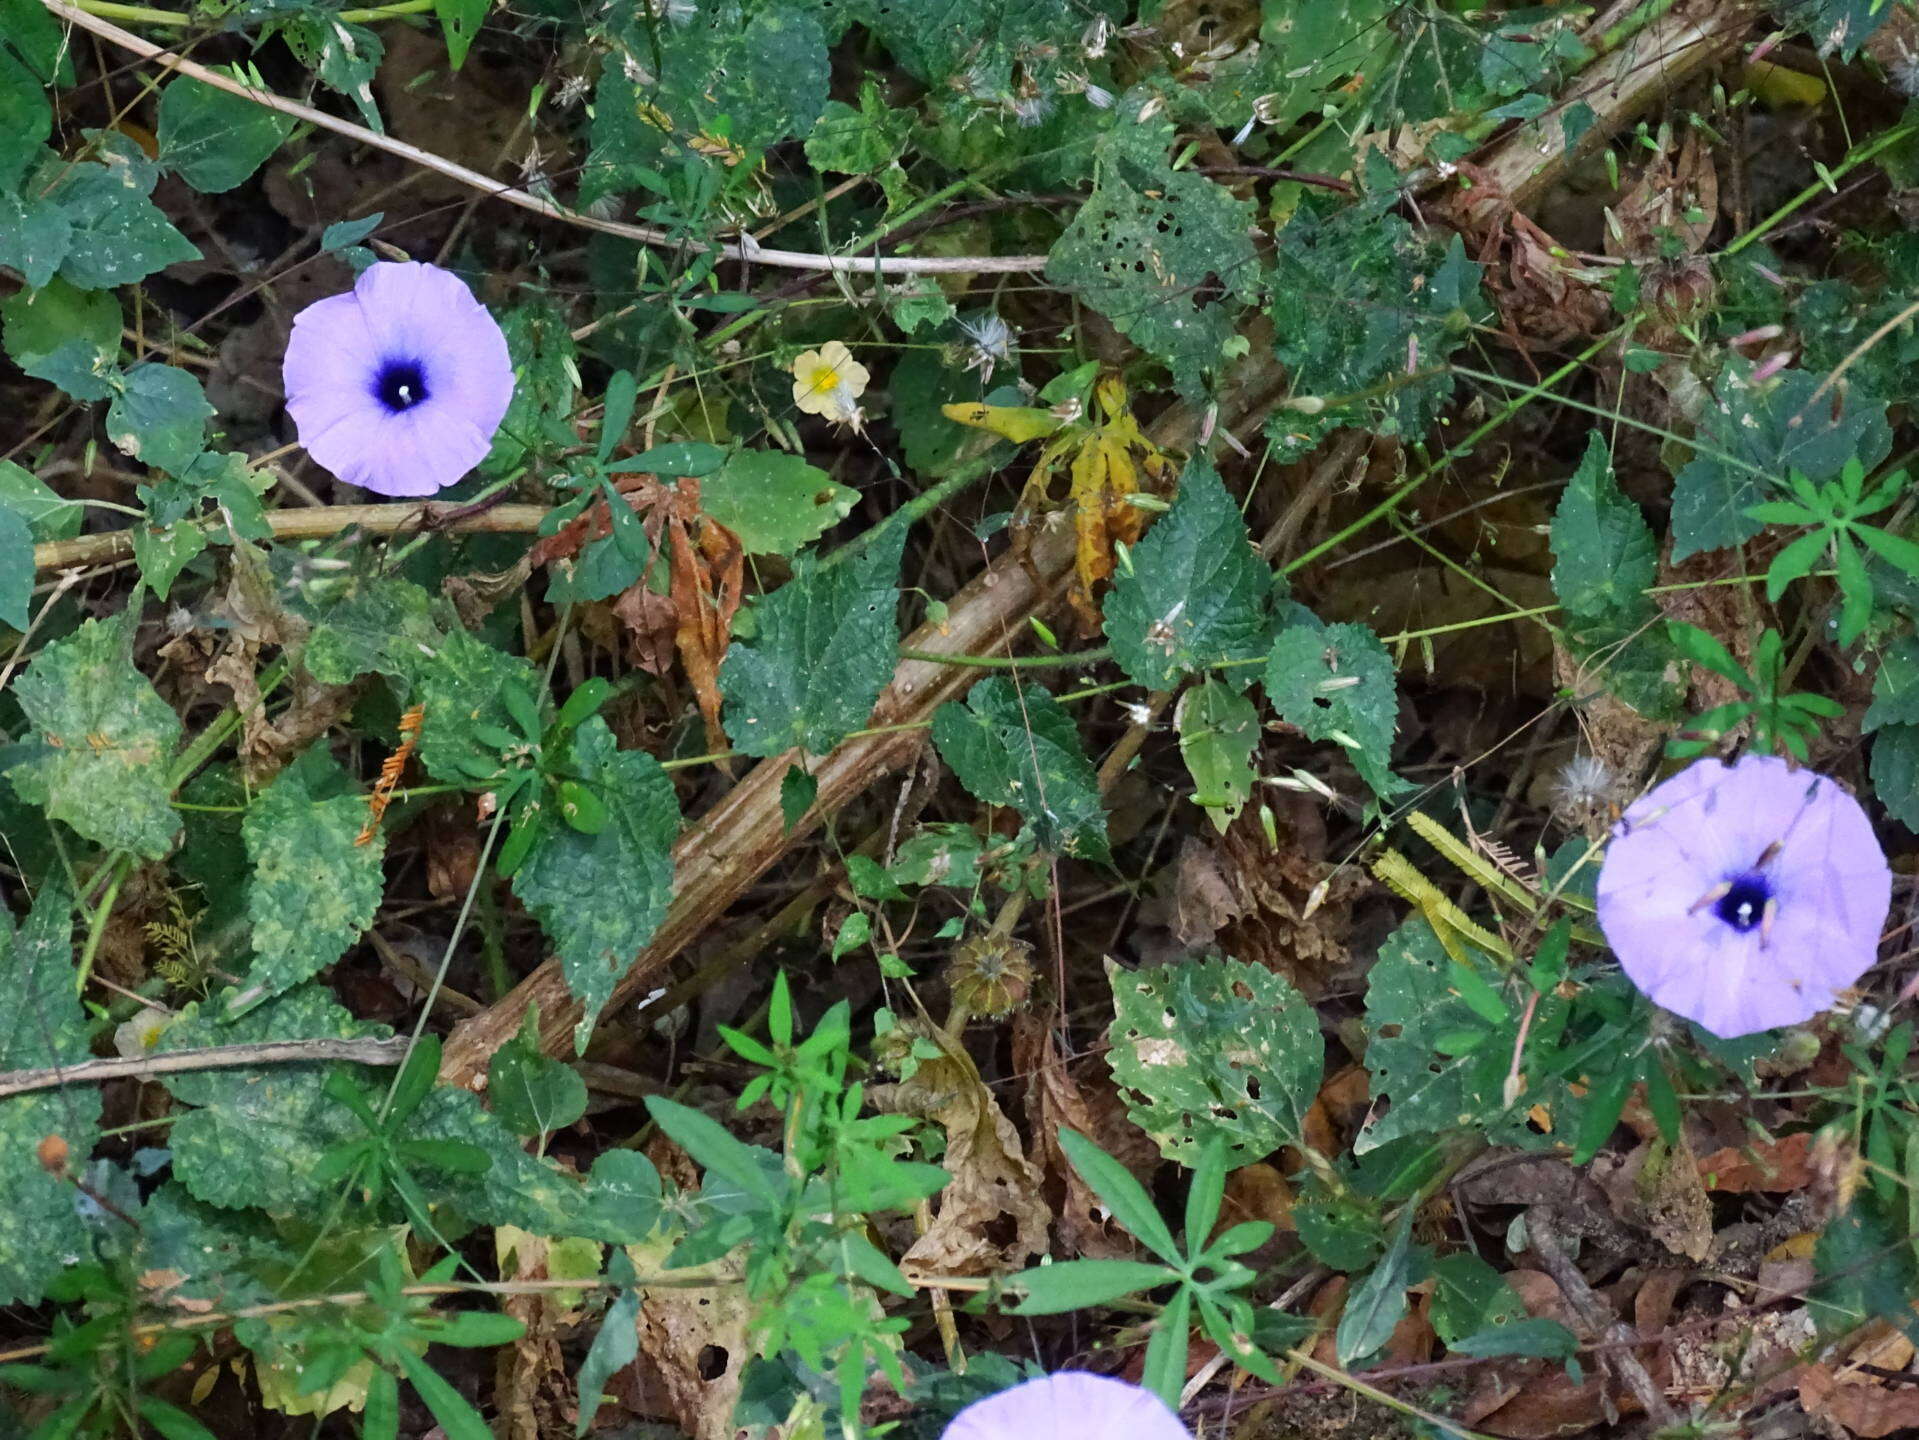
left=940, top=401, right=1063, bottom=444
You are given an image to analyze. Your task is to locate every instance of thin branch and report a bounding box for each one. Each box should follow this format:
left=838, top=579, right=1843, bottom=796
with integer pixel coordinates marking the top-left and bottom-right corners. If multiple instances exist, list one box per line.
left=34, top=500, right=549, bottom=572
left=39, top=0, right=1052, bottom=277
left=0, top=1036, right=413, bottom=1099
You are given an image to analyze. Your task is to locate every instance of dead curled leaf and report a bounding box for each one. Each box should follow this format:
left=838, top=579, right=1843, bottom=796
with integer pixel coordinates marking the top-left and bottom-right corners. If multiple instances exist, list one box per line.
left=876, top=1021, right=1050, bottom=1277
left=619, top=1229, right=751, bottom=1440
left=1698, top=1130, right=1816, bottom=1193
left=1012, top=1011, right=1146, bottom=1259
left=1799, top=1363, right=1919, bottom=1439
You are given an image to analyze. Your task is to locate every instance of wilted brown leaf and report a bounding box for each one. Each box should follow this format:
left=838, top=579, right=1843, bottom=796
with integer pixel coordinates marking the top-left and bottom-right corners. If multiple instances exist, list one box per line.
left=1799, top=1363, right=1919, bottom=1438
left=1013, top=1012, right=1131, bottom=1258
left=621, top=1230, right=750, bottom=1440
left=1698, top=1130, right=1816, bottom=1193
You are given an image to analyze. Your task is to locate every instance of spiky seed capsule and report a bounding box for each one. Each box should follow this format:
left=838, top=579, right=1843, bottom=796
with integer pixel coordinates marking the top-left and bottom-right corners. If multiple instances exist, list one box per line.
left=948, top=934, right=1035, bottom=1020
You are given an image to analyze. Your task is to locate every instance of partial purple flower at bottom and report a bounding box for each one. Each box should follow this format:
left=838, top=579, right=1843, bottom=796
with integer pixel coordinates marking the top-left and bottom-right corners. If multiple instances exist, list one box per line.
left=942, top=1373, right=1189, bottom=1440
left=282, top=260, right=514, bottom=498
left=1596, top=753, right=1890, bottom=1039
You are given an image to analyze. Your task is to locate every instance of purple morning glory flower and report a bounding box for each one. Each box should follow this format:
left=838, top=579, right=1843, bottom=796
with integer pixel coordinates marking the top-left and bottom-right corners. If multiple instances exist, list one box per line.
left=1596, top=753, right=1891, bottom=1039
left=282, top=261, right=514, bottom=498
left=943, top=1373, right=1189, bottom=1440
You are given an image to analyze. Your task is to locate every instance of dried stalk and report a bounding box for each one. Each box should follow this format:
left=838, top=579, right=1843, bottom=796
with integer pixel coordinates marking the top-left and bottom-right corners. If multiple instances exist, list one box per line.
left=0, top=1036, right=412, bottom=1099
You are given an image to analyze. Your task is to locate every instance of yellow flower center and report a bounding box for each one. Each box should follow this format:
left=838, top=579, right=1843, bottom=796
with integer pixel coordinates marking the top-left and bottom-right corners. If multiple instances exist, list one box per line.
left=811, top=367, right=840, bottom=392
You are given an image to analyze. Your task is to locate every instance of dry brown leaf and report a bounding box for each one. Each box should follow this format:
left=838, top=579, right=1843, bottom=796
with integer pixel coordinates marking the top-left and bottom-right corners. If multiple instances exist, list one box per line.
left=622, top=1230, right=750, bottom=1440
left=493, top=1227, right=590, bottom=1440
left=884, top=1024, right=1050, bottom=1277
left=1800, top=1363, right=1919, bottom=1439
left=1210, top=794, right=1367, bottom=998
left=1220, top=1163, right=1294, bottom=1237
left=1606, top=128, right=1718, bottom=261
left=1011, top=1012, right=1132, bottom=1258
left=1698, top=1130, right=1816, bottom=1193
left=1633, top=1134, right=1713, bottom=1263
left=1169, top=837, right=1243, bottom=948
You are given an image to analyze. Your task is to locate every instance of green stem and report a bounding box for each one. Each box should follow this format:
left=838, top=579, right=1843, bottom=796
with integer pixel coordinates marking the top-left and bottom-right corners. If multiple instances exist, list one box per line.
left=897, top=644, right=1110, bottom=669
left=1725, top=121, right=1919, bottom=258
left=75, top=853, right=133, bottom=995
left=68, top=0, right=430, bottom=24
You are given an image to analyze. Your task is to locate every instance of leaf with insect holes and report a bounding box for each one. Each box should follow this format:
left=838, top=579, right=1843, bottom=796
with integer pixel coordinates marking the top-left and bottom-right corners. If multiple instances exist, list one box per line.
left=39, top=139, right=201, bottom=290
left=932, top=677, right=1109, bottom=861
left=1105, top=458, right=1271, bottom=690
left=1106, top=953, right=1322, bottom=1165
left=7, top=611, right=184, bottom=858
left=1177, top=680, right=1258, bottom=832
left=1047, top=143, right=1259, bottom=399
left=1671, top=366, right=1889, bottom=560
left=237, top=745, right=386, bottom=1013
left=719, top=524, right=904, bottom=758
left=0, top=884, right=100, bottom=1306
left=512, top=718, right=679, bottom=1053
left=1264, top=620, right=1405, bottom=801
left=410, top=628, right=545, bottom=785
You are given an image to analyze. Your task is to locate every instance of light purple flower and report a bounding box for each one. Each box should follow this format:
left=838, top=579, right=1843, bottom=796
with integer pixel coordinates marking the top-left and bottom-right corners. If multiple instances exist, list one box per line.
left=1596, top=754, right=1891, bottom=1039
left=282, top=261, right=514, bottom=498
left=943, top=1373, right=1189, bottom=1440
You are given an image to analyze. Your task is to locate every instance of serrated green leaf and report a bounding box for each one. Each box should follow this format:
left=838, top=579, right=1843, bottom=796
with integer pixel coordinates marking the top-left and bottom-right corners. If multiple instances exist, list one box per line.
left=1550, top=431, right=1654, bottom=621
left=1048, top=159, right=1258, bottom=399
left=44, top=144, right=201, bottom=289
left=512, top=718, right=678, bottom=1051
left=930, top=676, right=1108, bottom=861
left=1105, top=459, right=1270, bottom=688
left=1873, top=721, right=1919, bottom=830
left=291, top=571, right=445, bottom=688
left=410, top=629, right=544, bottom=784
left=157, top=75, right=292, bottom=193
left=484, top=299, right=577, bottom=477
left=701, top=450, right=857, bottom=556
left=131, top=521, right=207, bottom=601
left=0, top=885, right=99, bottom=1306
left=1867, top=639, right=1919, bottom=733
left=238, top=746, right=385, bottom=1011
left=1265, top=620, right=1404, bottom=801
left=0, top=187, right=70, bottom=289
left=1107, top=953, right=1322, bottom=1165
left=8, top=611, right=184, bottom=858
left=719, top=525, right=903, bottom=758
left=1672, top=367, right=1889, bottom=560
left=107, top=363, right=212, bottom=474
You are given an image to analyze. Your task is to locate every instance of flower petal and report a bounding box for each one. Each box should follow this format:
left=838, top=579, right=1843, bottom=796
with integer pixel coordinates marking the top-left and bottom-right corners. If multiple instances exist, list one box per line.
left=944, top=1374, right=1188, bottom=1440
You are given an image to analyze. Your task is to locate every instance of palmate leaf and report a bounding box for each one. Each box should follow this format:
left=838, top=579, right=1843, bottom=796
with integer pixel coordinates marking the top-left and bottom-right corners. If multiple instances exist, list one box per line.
left=7, top=610, right=183, bottom=858
left=237, top=745, right=386, bottom=1012
left=1105, top=459, right=1271, bottom=690
left=718, top=524, right=904, bottom=758
left=512, top=718, right=679, bottom=1051
left=1106, top=953, right=1322, bottom=1166
left=931, top=677, right=1108, bottom=861
left=0, top=885, right=100, bottom=1306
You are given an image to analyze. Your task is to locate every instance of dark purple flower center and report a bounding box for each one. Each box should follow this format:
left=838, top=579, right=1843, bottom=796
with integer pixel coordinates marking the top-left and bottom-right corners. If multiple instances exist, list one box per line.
left=373, top=358, right=430, bottom=414
left=1713, top=873, right=1771, bottom=934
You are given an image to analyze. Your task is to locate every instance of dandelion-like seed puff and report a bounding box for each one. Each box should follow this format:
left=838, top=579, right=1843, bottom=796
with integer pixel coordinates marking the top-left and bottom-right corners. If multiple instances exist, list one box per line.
left=1596, top=753, right=1891, bottom=1038
left=789, top=339, right=869, bottom=430
left=942, top=1373, right=1189, bottom=1440
left=282, top=261, right=516, bottom=498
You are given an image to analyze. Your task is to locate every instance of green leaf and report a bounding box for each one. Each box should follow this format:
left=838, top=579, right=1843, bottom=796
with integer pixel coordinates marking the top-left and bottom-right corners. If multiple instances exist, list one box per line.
left=644, top=1096, right=781, bottom=1206
left=780, top=765, right=817, bottom=830
left=1672, top=367, right=1889, bottom=560
left=1430, top=1251, right=1527, bottom=1347
left=405, top=1087, right=593, bottom=1234
left=0, top=503, right=30, bottom=629
left=8, top=611, right=184, bottom=858
left=1354, top=919, right=1516, bottom=1155
left=1176, top=680, right=1257, bottom=831
left=931, top=677, right=1108, bottom=861
left=1007, top=1258, right=1177, bottom=1315
left=1872, top=721, right=1919, bottom=830
left=1811, top=1192, right=1919, bottom=1341
left=490, top=1014, right=589, bottom=1136
left=512, top=718, right=679, bottom=1051
left=44, top=143, right=201, bottom=289
left=0, top=459, right=81, bottom=540
left=1047, top=155, right=1259, bottom=398
left=1265, top=620, right=1404, bottom=801
left=1772, top=0, right=1892, bottom=59
left=1105, top=459, right=1270, bottom=688
left=585, top=0, right=829, bottom=200
left=235, top=746, right=386, bottom=1012
left=107, top=364, right=212, bottom=474
left=136, top=1398, right=219, bottom=1440
left=293, top=571, right=444, bottom=688
left=1550, top=432, right=1655, bottom=621
left=157, top=75, right=292, bottom=193
left=701, top=450, right=857, bottom=556
left=1108, top=953, right=1323, bottom=1165
left=433, top=0, right=486, bottom=68
left=0, top=886, right=100, bottom=1306
left=719, top=525, right=904, bottom=758
left=575, top=1287, right=639, bottom=1436
left=394, top=1346, right=494, bottom=1440
left=0, top=187, right=70, bottom=289
left=1452, top=1316, right=1579, bottom=1359
left=131, top=521, right=208, bottom=601
left=1336, top=1208, right=1415, bottom=1366
left=0, top=276, right=120, bottom=401
left=484, top=299, right=578, bottom=476
left=276, top=14, right=384, bottom=131
left=1057, top=1127, right=1180, bottom=1261
left=410, top=629, right=544, bottom=784
left=805, top=83, right=908, bottom=175
left=1867, top=639, right=1919, bottom=732
left=160, top=985, right=381, bottom=1211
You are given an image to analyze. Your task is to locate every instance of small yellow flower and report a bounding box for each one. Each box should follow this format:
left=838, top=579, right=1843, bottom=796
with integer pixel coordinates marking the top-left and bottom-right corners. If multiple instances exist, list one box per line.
left=790, top=340, right=869, bottom=427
